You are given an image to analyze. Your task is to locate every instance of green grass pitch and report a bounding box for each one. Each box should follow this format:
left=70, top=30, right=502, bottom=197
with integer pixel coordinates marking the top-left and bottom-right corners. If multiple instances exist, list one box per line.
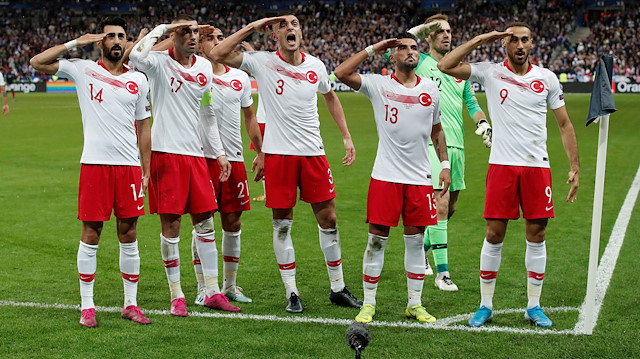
left=0, top=92, right=639, bottom=358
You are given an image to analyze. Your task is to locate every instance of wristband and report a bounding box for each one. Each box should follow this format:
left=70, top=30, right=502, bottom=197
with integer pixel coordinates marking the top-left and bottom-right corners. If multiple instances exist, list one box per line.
left=64, top=40, right=78, bottom=50
left=365, top=45, right=375, bottom=57
left=440, top=160, right=451, bottom=170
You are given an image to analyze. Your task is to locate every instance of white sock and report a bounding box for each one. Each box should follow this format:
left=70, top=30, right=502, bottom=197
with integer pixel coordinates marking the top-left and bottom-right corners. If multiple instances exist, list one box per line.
left=119, top=241, right=140, bottom=308
left=362, top=233, right=388, bottom=306
left=525, top=240, right=546, bottom=308
left=479, top=238, right=503, bottom=309
left=222, top=230, right=241, bottom=291
left=404, top=233, right=425, bottom=307
left=318, top=225, right=345, bottom=292
left=77, top=241, right=98, bottom=310
left=160, top=234, right=183, bottom=301
left=191, top=234, right=204, bottom=292
left=273, top=219, right=298, bottom=297
left=193, top=229, right=220, bottom=297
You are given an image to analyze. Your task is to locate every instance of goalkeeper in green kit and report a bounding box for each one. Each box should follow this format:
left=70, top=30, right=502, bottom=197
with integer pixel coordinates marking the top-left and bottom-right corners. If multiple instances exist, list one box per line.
left=402, top=14, right=491, bottom=291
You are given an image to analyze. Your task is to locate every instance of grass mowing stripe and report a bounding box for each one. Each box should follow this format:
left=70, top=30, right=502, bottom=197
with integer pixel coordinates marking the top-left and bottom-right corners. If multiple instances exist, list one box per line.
left=0, top=299, right=578, bottom=335
left=575, top=163, right=640, bottom=333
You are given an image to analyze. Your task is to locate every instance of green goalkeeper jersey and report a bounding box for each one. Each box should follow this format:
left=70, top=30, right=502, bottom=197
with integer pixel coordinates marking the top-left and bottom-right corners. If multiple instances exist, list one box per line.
left=415, top=53, right=483, bottom=149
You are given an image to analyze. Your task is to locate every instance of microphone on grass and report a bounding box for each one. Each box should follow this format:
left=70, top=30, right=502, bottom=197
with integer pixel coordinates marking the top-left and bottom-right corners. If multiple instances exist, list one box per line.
left=345, top=321, right=371, bottom=359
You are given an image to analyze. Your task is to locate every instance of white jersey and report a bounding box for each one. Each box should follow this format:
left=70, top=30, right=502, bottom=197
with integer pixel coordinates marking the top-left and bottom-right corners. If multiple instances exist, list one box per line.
left=358, top=73, right=441, bottom=186
left=56, top=59, right=150, bottom=166
left=0, top=73, right=5, bottom=86
left=256, top=94, right=266, bottom=125
left=206, top=66, right=253, bottom=161
left=469, top=61, right=565, bottom=168
left=130, top=48, right=213, bottom=157
left=240, top=51, right=331, bottom=156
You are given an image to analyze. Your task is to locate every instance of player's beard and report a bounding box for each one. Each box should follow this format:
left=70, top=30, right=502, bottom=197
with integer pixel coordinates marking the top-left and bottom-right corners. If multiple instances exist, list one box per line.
left=397, top=59, right=418, bottom=71
left=509, top=49, right=529, bottom=66
left=104, top=45, right=123, bottom=62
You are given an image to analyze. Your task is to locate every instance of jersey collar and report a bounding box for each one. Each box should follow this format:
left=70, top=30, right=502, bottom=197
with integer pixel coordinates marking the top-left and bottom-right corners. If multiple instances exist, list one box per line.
left=391, top=72, right=421, bottom=86
left=504, top=59, right=532, bottom=75
left=224, top=65, right=231, bottom=73
left=97, top=59, right=128, bottom=73
left=276, top=49, right=306, bottom=65
left=169, top=48, right=196, bottom=66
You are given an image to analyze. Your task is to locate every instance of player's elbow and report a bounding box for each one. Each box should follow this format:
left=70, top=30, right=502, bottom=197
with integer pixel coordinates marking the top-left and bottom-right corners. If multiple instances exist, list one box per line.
left=436, top=62, right=449, bottom=74
left=29, top=56, right=41, bottom=71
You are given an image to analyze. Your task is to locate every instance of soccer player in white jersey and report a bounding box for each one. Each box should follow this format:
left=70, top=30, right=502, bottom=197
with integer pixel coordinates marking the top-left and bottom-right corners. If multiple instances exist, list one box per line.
left=335, top=33, right=450, bottom=323
left=212, top=15, right=362, bottom=313
left=195, top=28, right=265, bottom=305
left=129, top=15, right=237, bottom=316
left=0, top=72, right=8, bottom=115
left=438, top=22, right=580, bottom=328
left=30, top=17, right=152, bottom=327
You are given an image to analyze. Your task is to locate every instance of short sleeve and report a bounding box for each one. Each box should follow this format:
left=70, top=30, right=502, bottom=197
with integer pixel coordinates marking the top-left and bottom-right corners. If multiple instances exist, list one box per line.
left=135, top=76, right=151, bottom=120
left=240, top=75, right=253, bottom=108
left=56, top=59, right=82, bottom=81
left=468, top=62, right=491, bottom=85
left=546, top=73, right=565, bottom=110
left=356, top=73, right=373, bottom=98
left=239, top=51, right=262, bottom=76
left=316, top=65, right=331, bottom=94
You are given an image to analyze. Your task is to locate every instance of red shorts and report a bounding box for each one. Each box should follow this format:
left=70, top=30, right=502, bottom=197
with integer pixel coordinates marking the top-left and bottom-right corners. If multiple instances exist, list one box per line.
left=484, top=164, right=555, bottom=220
left=249, top=123, right=265, bottom=151
left=78, top=164, right=144, bottom=221
left=148, top=152, right=217, bottom=215
left=264, top=154, right=336, bottom=208
left=367, top=178, right=437, bottom=227
left=207, top=159, right=251, bottom=213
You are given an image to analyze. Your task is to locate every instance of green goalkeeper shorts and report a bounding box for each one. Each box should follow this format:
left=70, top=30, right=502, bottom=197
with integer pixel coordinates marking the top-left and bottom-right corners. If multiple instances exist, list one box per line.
left=428, top=145, right=465, bottom=192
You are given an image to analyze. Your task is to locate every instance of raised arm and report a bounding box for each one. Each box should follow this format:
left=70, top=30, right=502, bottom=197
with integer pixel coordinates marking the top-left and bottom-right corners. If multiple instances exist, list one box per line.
left=438, top=31, right=512, bottom=80
left=30, top=33, right=106, bottom=75
left=335, top=38, right=402, bottom=90
left=210, top=17, right=286, bottom=68
left=552, top=106, right=580, bottom=202
left=129, top=23, right=189, bottom=69
left=323, top=90, right=355, bottom=166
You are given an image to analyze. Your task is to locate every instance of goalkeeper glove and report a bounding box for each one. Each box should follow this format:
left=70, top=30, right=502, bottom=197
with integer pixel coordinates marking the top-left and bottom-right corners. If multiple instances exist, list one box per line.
left=475, top=120, right=492, bottom=148
left=407, top=21, right=442, bottom=39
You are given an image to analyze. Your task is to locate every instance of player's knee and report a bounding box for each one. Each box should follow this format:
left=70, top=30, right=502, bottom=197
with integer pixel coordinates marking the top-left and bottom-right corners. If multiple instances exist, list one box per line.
left=527, top=229, right=546, bottom=243
left=485, top=229, right=505, bottom=244
left=194, top=217, right=215, bottom=234
left=319, top=213, right=337, bottom=229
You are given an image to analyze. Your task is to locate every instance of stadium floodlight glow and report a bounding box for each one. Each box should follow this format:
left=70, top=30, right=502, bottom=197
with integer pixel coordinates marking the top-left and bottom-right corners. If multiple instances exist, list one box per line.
left=582, top=54, right=617, bottom=335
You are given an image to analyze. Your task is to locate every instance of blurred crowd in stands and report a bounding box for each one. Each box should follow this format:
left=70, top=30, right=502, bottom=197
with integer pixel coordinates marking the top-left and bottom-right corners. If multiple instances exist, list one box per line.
left=1, top=0, right=638, bottom=84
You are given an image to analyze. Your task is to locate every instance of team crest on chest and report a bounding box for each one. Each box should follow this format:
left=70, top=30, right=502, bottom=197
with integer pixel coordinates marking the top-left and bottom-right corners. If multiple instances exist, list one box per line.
left=529, top=80, right=545, bottom=93
left=383, top=90, right=432, bottom=109
left=125, top=81, right=139, bottom=94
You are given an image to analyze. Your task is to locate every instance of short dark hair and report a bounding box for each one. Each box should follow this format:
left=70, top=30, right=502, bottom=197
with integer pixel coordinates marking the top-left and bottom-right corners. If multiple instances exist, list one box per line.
left=397, top=32, right=418, bottom=42
left=504, top=22, right=531, bottom=32
left=97, top=17, right=127, bottom=33
left=172, top=14, right=196, bottom=23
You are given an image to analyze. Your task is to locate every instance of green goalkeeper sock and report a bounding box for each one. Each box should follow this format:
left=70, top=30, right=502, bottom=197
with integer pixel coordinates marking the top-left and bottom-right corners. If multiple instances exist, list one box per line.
left=428, top=220, right=449, bottom=273
left=423, top=228, right=431, bottom=252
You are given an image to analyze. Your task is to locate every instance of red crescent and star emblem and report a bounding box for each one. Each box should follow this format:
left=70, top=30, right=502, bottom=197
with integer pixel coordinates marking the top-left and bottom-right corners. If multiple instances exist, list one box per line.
left=418, top=93, right=432, bottom=107
left=196, top=73, right=207, bottom=86
left=125, top=81, right=139, bottom=94
left=230, top=79, right=243, bottom=91
left=530, top=80, right=544, bottom=93
left=306, top=71, right=318, bottom=84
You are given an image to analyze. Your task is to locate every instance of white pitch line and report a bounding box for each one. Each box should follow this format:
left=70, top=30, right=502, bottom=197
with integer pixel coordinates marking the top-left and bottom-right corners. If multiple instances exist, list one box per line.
left=0, top=299, right=578, bottom=335
left=574, top=164, right=640, bottom=333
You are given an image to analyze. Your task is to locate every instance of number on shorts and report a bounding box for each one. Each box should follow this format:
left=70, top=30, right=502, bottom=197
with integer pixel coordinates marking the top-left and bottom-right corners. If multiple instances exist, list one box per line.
left=426, top=192, right=437, bottom=211
left=237, top=180, right=249, bottom=199
left=545, top=186, right=552, bottom=203
left=327, top=168, right=334, bottom=184
left=499, top=89, right=508, bottom=104
left=130, top=183, right=144, bottom=201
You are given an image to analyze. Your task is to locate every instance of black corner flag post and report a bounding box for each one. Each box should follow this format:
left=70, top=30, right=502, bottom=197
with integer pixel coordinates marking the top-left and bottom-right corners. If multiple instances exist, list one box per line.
left=581, top=54, right=616, bottom=335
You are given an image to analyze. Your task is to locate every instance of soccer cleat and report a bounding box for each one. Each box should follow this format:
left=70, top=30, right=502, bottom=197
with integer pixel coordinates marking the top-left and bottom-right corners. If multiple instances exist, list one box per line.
left=79, top=308, right=97, bottom=328
left=170, top=297, right=188, bottom=317
left=204, top=293, right=241, bottom=312
left=329, top=286, right=363, bottom=308
left=405, top=304, right=436, bottom=323
left=224, top=286, right=253, bottom=303
left=425, top=255, right=434, bottom=276
left=121, top=305, right=151, bottom=324
left=285, top=293, right=303, bottom=313
left=194, top=288, right=205, bottom=306
left=355, top=303, right=376, bottom=323
left=468, top=306, right=493, bottom=327
left=525, top=306, right=553, bottom=328
left=435, top=275, right=459, bottom=291
left=253, top=194, right=266, bottom=201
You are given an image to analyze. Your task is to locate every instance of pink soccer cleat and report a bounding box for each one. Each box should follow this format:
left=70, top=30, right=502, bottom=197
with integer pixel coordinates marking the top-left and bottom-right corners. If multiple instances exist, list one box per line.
left=204, top=293, right=241, bottom=312
left=170, top=297, right=188, bottom=317
left=121, top=305, right=151, bottom=324
left=79, top=308, right=97, bottom=328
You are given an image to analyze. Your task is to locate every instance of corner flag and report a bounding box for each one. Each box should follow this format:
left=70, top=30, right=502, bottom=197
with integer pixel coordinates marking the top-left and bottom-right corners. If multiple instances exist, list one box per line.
left=581, top=55, right=616, bottom=335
